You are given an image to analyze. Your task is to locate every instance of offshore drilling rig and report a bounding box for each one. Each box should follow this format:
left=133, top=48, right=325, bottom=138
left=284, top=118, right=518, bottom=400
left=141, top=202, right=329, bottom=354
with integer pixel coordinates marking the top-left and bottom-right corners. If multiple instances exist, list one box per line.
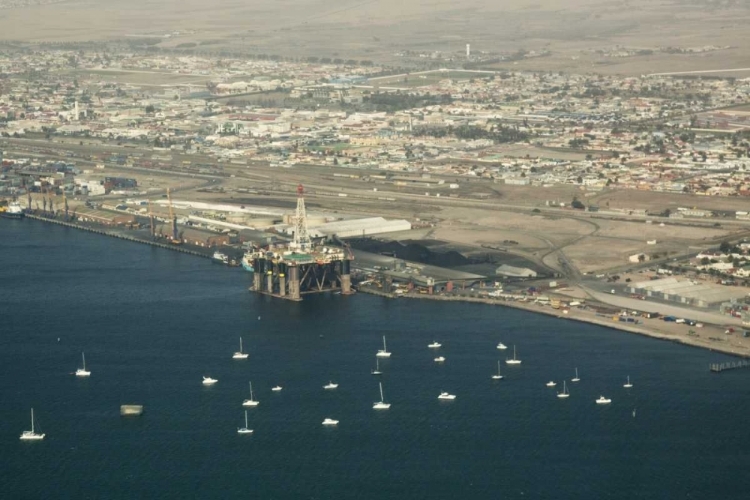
left=248, top=184, right=353, bottom=301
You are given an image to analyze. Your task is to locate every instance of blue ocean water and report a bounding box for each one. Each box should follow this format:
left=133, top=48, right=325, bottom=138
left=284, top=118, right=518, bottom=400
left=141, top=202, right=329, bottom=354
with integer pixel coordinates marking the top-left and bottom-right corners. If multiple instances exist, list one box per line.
left=1, top=219, right=749, bottom=499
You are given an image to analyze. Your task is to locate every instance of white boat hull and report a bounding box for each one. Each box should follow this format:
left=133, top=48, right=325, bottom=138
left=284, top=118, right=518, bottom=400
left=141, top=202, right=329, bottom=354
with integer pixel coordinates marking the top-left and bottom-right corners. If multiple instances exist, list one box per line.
left=233, top=353, right=248, bottom=359
left=242, top=400, right=259, bottom=407
left=237, top=428, right=253, bottom=434
left=506, top=360, right=521, bottom=365
left=75, top=370, right=91, bottom=377
left=376, top=351, right=391, bottom=358
left=373, top=403, right=391, bottom=410
left=20, top=432, right=45, bottom=440
left=557, top=393, right=570, bottom=399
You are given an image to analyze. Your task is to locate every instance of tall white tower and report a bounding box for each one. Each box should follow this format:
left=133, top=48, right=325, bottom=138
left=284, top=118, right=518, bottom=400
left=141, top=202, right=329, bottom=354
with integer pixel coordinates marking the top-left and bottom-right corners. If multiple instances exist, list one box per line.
left=466, top=43, right=471, bottom=59
left=292, top=184, right=311, bottom=252
left=74, top=100, right=79, bottom=121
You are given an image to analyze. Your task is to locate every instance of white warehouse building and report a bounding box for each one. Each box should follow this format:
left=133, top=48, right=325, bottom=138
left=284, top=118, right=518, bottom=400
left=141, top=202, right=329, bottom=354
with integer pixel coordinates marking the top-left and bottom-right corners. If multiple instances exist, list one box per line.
left=311, top=217, right=412, bottom=238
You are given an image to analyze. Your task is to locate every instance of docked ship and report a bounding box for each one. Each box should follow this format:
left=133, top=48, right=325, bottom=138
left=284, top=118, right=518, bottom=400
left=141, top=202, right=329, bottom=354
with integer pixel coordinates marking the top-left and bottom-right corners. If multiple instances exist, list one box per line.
left=241, top=252, right=255, bottom=272
left=0, top=201, right=24, bottom=219
left=212, top=251, right=229, bottom=264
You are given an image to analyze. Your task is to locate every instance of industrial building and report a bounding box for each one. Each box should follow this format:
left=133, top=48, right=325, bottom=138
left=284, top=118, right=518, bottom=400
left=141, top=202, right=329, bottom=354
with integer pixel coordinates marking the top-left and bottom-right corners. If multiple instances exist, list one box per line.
left=628, top=277, right=749, bottom=308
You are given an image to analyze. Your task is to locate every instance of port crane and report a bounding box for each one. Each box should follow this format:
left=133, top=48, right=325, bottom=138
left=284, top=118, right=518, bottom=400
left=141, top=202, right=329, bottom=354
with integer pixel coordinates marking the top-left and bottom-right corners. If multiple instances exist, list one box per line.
left=166, top=188, right=182, bottom=245
left=148, top=200, right=155, bottom=240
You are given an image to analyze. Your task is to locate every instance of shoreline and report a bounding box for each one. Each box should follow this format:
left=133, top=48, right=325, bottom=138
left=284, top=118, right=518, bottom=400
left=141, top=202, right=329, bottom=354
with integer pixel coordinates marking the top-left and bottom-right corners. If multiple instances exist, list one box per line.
left=12, top=215, right=750, bottom=362
left=357, top=286, right=750, bottom=361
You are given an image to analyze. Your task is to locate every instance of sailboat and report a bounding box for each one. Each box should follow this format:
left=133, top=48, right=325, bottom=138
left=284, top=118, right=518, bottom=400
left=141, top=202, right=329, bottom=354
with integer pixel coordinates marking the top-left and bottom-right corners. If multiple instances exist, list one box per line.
left=237, top=410, right=253, bottom=434
left=372, top=357, right=382, bottom=375
left=623, top=376, right=633, bottom=388
left=75, top=352, right=91, bottom=377
left=505, top=345, right=522, bottom=365
left=242, top=381, right=259, bottom=407
left=232, top=337, right=248, bottom=359
left=571, top=368, right=580, bottom=383
left=557, top=380, right=570, bottom=399
left=376, top=336, right=391, bottom=358
left=373, top=382, right=391, bottom=410
left=492, top=360, right=504, bottom=380
left=19, top=408, right=45, bottom=441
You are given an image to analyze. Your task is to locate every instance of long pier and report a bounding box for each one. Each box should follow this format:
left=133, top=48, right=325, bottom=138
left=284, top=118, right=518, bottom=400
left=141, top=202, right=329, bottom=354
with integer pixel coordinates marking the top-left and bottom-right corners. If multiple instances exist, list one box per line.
left=709, top=359, right=750, bottom=373
left=24, top=214, right=211, bottom=259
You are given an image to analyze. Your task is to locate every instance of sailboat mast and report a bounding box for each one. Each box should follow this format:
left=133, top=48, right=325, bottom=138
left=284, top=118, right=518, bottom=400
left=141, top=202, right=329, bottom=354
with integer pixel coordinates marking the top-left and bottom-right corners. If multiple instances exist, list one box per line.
left=249, top=382, right=253, bottom=399
left=379, top=382, right=384, bottom=401
left=383, top=336, right=387, bottom=351
left=245, top=410, right=248, bottom=427
left=240, top=337, right=243, bottom=353
left=31, top=408, right=34, bottom=433
left=82, top=352, right=86, bottom=370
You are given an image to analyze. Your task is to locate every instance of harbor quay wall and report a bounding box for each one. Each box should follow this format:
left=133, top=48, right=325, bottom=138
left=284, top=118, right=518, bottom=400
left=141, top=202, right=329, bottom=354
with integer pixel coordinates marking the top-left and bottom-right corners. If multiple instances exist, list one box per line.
left=24, top=214, right=212, bottom=259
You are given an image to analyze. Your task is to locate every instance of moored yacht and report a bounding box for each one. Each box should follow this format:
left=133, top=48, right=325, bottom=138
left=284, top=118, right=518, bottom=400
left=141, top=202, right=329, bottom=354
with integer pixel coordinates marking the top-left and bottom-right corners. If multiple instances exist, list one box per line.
left=376, top=336, right=391, bottom=358
left=492, top=360, right=504, bottom=380
left=19, top=408, right=45, bottom=441
left=506, top=345, right=522, bottom=365
left=596, top=396, right=612, bottom=405
left=232, top=337, right=248, bottom=359
left=322, top=418, right=339, bottom=426
left=243, top=382, right=259, bottom=406
left=623, top=376, right=633, bottom=388
left=323, top=381, right=339, bottom=390
left=237, top=411, right=253, bottom=435
left=437, top=391, right=456, bottom=400
left=428, top=341, right=442, bottom=349
left=373, top=382, right=390, bottom=410
left=75, top=352, right=91, bottom=377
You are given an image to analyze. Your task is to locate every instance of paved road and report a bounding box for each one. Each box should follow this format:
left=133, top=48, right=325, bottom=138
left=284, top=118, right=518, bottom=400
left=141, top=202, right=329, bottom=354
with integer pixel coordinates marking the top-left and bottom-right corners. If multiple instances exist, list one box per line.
left=582, top=286, right=743, bottom=326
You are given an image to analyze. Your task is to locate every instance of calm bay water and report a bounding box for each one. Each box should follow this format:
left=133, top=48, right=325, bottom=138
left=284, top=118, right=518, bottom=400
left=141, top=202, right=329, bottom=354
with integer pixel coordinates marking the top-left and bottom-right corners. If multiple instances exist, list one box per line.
left=1, top=219, right=749, bottom=499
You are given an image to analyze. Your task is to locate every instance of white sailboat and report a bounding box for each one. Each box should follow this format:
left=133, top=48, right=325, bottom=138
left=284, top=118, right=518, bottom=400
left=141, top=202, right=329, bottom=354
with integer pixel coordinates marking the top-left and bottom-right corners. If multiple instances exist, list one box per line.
left=237, top=410, right=253, bottom=434
left=492, top=360, right=504, bottom=380
left=75, top=352, right=91, bottom=377
left=506, top=345, right=522, bottom=365
left=376, top=336, right=391, bottom=358
left=323, top=381, right=339, bottom=390
left=232, top=337, right=248, bottom=359
left=372, top=357, right=382, bottom=375
left=496, top=343, right=507, bottom=350
left=571, top=368, right=580, bottom=383
left=19, top=408, right=45, bottom=441
left=557, top=381, right=570, bottom=399
left=623, top=376, right=633, bottom=388
left=373, top=382, right=391, bottom=410
left=243, top=381, right=259, bottom=406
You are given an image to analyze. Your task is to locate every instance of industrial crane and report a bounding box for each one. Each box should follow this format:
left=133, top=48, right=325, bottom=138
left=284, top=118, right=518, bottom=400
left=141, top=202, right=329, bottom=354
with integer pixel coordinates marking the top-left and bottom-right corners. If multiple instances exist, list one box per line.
left=148, top=200, right=155, bottom=240
left=166, top=188, right=181, bottom=245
